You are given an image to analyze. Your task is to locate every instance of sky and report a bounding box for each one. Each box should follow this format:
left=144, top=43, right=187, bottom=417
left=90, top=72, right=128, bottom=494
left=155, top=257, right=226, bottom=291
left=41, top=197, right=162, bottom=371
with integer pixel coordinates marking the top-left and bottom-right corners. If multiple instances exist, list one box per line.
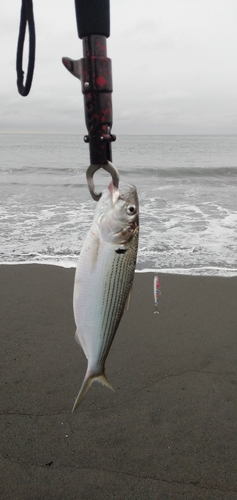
left=1, top=0, right=237, bottom=135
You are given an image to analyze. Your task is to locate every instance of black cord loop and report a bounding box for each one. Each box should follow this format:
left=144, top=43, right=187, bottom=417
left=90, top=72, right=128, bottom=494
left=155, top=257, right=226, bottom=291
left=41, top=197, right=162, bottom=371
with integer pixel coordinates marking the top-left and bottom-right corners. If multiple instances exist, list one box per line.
left=16, top=0, right=36, bottom=96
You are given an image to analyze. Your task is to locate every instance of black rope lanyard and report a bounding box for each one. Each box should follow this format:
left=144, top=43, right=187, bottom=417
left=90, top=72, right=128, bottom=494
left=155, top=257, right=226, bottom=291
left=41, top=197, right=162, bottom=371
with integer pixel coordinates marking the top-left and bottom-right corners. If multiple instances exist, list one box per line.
left=16, top=0, right=36, bottom=96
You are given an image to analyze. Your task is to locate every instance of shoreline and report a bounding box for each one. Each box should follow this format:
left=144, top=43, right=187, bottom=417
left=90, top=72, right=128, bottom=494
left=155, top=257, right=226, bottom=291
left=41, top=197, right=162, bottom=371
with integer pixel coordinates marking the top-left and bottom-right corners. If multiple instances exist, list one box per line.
left=1, top=260, right=237, bottom=277
left=1, top=264, right=237, bottom=498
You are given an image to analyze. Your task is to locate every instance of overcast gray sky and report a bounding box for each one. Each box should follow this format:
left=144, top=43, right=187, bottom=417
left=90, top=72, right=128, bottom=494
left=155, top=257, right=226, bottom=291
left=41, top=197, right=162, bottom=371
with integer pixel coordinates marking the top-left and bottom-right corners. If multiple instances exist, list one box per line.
left=1, top=0, right=237, bottom=134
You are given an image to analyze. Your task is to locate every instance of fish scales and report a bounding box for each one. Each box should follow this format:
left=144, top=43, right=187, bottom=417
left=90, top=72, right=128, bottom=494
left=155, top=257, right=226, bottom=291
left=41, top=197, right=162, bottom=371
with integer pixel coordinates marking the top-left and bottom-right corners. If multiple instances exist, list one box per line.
left=72, top=181, right=139, bottom=411
left=99, top=228, right=138, bottom=363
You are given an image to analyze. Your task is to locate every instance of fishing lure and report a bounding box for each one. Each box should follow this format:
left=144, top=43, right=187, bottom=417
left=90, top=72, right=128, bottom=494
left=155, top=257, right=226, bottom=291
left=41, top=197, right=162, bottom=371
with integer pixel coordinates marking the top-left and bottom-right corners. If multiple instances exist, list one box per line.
left=154, top=274, right=161, bottom=314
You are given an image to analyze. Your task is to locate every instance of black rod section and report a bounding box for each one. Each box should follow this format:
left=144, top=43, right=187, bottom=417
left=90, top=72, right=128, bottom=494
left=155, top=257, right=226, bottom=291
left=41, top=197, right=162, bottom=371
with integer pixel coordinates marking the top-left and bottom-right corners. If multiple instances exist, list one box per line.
left=74, top=0, right=110, bottom=39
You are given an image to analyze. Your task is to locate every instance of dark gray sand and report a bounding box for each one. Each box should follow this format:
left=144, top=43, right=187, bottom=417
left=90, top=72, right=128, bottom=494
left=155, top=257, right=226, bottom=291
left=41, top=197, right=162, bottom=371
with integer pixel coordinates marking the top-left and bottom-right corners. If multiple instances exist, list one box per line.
left=1, top=265, right=237, bottom=499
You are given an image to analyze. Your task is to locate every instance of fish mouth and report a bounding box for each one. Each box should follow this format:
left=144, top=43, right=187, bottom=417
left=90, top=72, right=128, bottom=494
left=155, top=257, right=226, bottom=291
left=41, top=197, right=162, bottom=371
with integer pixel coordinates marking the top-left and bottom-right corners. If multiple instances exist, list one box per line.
left=108, top=180, right=137, bottom=199
left=118, top=182, right=137, bottom=199
left=108, top=182, right=139, bottom=216
left=118, top=183, right=139, bottom=210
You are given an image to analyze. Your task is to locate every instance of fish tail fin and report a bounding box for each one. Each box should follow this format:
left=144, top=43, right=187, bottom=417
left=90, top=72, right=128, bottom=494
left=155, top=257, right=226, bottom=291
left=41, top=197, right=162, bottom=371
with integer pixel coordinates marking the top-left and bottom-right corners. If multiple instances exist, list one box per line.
left=72, top=373, right=94, bottom=413
left=72, top=372, right=114, bottom=413
left=97, top=374, right=115, bottom=392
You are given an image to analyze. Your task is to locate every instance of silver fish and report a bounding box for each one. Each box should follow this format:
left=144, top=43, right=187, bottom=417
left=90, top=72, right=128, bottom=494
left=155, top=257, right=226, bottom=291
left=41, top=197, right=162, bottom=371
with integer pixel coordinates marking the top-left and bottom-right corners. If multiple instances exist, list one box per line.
left=72, top=181, right=139, bottom=412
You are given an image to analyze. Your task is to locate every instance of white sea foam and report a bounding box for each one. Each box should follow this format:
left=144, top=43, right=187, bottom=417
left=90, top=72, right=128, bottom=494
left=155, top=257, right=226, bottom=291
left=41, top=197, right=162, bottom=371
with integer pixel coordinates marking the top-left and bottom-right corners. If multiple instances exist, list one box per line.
left=1, top=134, right=237, bottom=276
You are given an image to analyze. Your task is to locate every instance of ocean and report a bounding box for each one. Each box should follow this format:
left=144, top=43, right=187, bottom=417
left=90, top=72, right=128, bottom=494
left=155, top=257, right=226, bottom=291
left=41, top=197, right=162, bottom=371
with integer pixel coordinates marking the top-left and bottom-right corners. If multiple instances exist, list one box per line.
left=1, top=133, right=237, bottom=276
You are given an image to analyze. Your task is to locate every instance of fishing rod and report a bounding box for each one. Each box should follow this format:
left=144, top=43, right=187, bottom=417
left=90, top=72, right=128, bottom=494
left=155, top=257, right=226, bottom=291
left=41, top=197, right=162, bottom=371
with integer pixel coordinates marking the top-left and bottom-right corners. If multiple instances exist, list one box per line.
left=16, top=0, right=118, bottom=201
left=63, top=0, right=118, bottom=201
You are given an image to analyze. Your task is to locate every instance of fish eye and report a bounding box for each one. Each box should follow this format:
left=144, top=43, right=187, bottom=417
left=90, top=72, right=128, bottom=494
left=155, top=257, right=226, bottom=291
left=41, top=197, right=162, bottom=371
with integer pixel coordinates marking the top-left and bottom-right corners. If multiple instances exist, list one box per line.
left=127, top=205, right=136, bottom=215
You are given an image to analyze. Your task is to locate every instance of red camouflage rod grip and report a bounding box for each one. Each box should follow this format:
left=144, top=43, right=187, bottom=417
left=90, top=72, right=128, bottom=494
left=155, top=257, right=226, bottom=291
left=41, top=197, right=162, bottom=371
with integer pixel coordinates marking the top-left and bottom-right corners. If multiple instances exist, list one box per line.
left=74, top=0, right=115, bottom=166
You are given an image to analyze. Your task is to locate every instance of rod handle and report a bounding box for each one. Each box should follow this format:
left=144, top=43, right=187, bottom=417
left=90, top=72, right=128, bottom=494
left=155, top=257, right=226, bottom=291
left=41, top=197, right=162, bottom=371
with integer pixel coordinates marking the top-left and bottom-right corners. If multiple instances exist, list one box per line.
left=74, top=0, right=110, bottom=39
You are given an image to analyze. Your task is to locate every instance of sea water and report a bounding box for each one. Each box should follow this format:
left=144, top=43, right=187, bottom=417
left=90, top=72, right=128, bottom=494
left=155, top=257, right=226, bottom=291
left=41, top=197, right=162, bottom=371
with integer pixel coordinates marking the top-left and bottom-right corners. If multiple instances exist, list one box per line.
left=1, top=133, right=237, bottom=276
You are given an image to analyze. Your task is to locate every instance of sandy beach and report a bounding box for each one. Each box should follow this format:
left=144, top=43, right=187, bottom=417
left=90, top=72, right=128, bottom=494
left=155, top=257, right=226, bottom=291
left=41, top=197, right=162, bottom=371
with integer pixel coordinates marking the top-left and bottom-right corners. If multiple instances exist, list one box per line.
left=1, top=264, right=237, bottom=499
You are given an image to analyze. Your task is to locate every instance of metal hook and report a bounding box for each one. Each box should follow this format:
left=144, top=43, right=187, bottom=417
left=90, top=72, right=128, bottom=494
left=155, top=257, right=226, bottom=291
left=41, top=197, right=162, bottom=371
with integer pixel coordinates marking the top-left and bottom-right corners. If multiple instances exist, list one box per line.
left=86, top=161, right=119, bottom=201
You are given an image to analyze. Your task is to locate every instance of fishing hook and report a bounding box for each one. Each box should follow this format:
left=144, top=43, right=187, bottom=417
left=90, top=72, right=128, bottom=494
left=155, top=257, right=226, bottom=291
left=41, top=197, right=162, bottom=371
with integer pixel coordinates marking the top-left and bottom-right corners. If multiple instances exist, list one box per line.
left=86, top=161, right=119, bottom=201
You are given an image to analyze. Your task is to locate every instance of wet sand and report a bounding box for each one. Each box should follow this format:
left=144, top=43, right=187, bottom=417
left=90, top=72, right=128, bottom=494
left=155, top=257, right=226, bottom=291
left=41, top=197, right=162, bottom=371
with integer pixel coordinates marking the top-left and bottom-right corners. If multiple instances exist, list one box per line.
left=1, top=264, right=237, bottom=499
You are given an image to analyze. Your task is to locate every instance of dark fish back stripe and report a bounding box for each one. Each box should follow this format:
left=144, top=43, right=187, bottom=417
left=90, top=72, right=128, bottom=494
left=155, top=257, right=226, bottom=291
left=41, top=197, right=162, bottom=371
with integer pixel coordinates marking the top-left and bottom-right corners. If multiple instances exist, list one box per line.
left=99, top=227, right=139, bottom=366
